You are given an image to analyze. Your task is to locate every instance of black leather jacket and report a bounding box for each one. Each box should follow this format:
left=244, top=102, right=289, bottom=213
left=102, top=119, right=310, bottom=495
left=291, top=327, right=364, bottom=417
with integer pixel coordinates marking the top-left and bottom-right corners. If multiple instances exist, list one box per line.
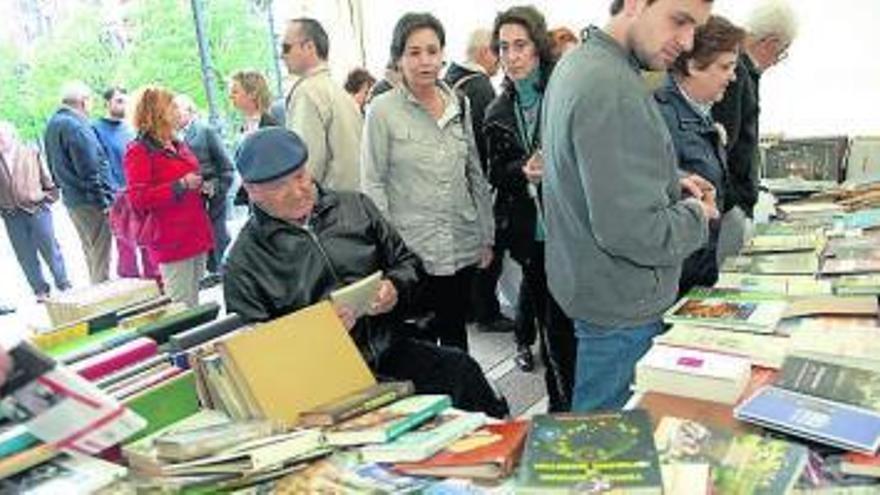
left=483, top=83, right=539, bottom=263
left=223, top=186, right=425, bottom=366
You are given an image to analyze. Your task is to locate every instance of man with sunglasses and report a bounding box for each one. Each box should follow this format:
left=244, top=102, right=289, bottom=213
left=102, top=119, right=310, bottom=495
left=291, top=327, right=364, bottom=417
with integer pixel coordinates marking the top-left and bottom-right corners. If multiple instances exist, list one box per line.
left=713, top=0, right=798, bottom=263
left=281, top=18, right=363, bottom=192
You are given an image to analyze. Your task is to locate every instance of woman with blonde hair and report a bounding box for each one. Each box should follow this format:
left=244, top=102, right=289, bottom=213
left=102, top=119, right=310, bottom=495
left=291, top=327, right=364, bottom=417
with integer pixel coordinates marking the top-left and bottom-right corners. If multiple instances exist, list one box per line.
left=229, top=70, right=278, bottom=135
left=124, top=86, right=214, bottom=307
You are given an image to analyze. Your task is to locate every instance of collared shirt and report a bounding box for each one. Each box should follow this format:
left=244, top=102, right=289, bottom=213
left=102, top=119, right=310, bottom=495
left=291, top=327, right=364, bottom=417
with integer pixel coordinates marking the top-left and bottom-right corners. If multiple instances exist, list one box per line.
left=361, top=81, right=494, bottom=276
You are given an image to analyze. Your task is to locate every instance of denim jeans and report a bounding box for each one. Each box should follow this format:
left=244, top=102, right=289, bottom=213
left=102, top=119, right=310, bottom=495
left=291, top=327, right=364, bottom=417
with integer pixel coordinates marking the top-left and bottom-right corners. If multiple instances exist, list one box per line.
left=571, top=319, right=663, bottom=412
left=2, top=206, right=70, bottom=296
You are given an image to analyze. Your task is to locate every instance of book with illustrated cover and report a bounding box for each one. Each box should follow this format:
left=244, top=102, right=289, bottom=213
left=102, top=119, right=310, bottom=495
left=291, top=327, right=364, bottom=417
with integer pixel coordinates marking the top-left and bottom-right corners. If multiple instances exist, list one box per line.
left=664, top=287, right=788, bottom=334
left=734, top=386, right=880, bottom=454
left=329, top=271, right=383, bottom=318
left=394, top=420, right=529, bottom=480
left=299, top=381, right=415, bottom=427
left=0, top=341, right=146, bottom=455
left=360, top=409, right=485, bottom=463
left=325, top=394, right=451, bottom=446
left=776, top=355, right=880, bottom=413
left=660, top=463, right=711, bottom=495
left=654, top=416, right=808, bottom=495
left=516, top=410, right=662, bottom=494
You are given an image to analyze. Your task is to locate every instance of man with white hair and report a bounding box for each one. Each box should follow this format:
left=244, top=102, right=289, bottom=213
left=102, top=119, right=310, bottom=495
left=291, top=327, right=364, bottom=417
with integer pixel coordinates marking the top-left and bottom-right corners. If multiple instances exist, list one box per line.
left=713, top=0, right=798, bottom=262
left=444, top=28, right=512, bottom=334
left=1, top=121, right=71, bottom=302
left=43, top=80, right=114, bottom=285
left=175, top=94, right=234, bottom=284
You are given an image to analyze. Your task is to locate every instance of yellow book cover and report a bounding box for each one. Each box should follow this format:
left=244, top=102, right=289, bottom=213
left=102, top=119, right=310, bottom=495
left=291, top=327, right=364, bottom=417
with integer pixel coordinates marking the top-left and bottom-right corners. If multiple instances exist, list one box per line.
left=218, top=302, right=375, bottom=427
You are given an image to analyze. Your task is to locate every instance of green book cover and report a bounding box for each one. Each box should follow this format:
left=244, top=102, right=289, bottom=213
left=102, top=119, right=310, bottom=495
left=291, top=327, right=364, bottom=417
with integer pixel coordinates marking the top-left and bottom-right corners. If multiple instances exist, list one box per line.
left=776, top=356, right=880, bottom=413
left=125, top=371, right=200, bottom=442
left=516, top=410, right=662, bottom=494
left=654, top=416, right=808, bottom=495
left=326, top=395, right=451, bottom=446
left=46, top=327, right=138, bottom=361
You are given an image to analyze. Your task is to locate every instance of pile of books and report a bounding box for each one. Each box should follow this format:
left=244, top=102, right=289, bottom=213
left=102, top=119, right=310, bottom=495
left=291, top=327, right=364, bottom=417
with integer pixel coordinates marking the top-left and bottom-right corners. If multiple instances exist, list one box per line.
left=43, top=278, right=161, bottom=327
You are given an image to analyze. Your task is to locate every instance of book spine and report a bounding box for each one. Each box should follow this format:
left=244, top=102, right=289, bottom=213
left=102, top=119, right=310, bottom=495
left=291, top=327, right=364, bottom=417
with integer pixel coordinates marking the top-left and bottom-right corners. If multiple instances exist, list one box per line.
left=387, top=397, right=453, bottom=441
left=71, top=337, right=159, bottom=381
left=31, top=322, right=89, bottom=350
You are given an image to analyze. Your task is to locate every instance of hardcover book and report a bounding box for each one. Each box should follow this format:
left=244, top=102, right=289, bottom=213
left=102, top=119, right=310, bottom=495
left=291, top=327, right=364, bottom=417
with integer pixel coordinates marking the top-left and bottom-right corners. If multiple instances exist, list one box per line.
left=299, top=381, right=415, bottom=427
left=664, top=287, right=788, bottom=334
left=394, top=420, right=529, bottom=480
left=655, top=324, right=788, bottom=369
left=516, top=410, right=662, bottom=494
left=0, top=453, right=128, bottom=494
left=329, top=270, right=383, bottom=319
left=325, top=394, right=451, bottom=446
left=734, top=386, right=880, bottom=454
left=654, top=416, right=808, bottom=495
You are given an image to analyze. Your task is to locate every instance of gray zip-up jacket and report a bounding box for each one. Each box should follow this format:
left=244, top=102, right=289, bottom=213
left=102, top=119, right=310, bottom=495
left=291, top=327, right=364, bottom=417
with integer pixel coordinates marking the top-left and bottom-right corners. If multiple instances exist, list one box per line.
left=542, top=26, right=708, bottom=327
left=361, top=82, right=494, bottom=276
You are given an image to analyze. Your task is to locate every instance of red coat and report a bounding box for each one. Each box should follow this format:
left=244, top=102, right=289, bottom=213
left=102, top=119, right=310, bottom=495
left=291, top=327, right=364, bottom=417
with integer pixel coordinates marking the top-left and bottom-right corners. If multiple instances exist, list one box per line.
left=123, top=137, right=214, bottom=264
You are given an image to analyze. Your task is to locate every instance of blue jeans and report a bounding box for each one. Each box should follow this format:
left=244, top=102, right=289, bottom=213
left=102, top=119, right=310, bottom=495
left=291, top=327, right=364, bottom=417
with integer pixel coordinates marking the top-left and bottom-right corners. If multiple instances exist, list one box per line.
left=571, top=319, right=663, bottom=412
left=2, top=206, right=70, bottom=296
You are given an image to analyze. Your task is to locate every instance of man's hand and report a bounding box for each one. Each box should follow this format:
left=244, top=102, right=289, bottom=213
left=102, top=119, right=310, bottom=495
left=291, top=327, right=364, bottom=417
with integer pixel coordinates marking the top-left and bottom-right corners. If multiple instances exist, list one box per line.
left=333, top=304, right=356, bottom=332
left=679, top=174, right=714, bottom=200
left=368, top=279, right=398, bottom=316
left=522, top=152, right=544, bottom=184
left=0, top=349, right=12, bottom=388
left=478, top=246, right=494, bottom=269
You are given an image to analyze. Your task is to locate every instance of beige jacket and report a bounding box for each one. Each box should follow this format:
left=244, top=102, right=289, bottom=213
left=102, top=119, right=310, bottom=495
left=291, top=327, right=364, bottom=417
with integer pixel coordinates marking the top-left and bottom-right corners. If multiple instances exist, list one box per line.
left=0, top=143, right=58, bottom=214
left=286, top=64, right=363, bottom=191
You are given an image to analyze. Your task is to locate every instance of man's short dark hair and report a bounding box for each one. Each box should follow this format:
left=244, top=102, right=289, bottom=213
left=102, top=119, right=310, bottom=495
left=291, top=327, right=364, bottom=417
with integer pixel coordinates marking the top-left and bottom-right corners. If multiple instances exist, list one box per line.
left=344, top=68, right=376, bottom=95
left=612, top=0, right=718, bottom=15
left=102, top=86, right=126, bottom=102
left=390, top=13, right=446, bottom=64
left=291, top=17, right=329, bottom=60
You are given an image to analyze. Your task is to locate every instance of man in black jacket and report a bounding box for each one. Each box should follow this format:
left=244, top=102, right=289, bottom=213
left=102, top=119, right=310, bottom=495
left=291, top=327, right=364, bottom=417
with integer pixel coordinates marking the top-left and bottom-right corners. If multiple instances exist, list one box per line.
left=223, top=127, right=508, bottom=418
left=444, top=28, right=514, bottom=335
left=175, top=94, right=235, bottom=280
left=712, top=0, right=798, bottom=262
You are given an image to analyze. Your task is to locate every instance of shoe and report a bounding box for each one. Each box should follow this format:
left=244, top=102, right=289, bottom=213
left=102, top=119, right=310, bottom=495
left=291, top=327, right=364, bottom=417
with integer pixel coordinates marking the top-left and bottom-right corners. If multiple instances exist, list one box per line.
left=36, top=292, right=51, bottom=304
left=515, top=345, right=535, bottom=372
left=0, top=304, right=15, bottom=315
left=475, top=317, right=516, bottom=333
left=199, top=273, right=223, bottom=290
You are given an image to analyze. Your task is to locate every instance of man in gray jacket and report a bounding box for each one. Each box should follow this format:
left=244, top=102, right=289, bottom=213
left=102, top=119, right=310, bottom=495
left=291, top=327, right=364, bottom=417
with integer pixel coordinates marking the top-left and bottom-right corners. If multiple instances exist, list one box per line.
left=542, top=0, right=719, bottom=412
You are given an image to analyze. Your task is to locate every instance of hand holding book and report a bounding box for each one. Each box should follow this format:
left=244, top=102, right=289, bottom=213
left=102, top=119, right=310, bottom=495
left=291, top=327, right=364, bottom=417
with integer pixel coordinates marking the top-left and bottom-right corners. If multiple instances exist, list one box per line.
left=368, top=279, right=398, bottom=316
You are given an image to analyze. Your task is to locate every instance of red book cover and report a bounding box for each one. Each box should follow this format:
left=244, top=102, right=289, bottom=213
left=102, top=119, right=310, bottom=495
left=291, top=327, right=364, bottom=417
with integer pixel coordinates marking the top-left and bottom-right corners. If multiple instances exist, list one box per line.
left=71, top=337, right=158, bottom=381
left=394, top=420, right=528, bottom=480
left=841, top=452, right=880, bottom=477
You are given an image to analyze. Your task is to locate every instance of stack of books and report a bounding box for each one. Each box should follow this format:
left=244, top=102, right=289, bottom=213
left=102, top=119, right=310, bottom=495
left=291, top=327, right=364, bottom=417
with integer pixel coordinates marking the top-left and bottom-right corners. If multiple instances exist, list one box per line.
left=43, top=278, right=161, bottom=327
left=634, top=344, right=751, bottom=404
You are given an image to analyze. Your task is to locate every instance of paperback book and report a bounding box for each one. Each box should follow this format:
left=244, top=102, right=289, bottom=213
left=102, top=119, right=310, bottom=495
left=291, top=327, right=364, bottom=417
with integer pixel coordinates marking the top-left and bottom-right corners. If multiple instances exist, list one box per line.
left=664, top=287, right=788, bottom=334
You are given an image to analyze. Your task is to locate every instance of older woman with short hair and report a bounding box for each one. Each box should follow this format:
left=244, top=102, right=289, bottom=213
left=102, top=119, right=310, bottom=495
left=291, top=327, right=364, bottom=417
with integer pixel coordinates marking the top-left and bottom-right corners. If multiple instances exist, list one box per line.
left=125, top=86, right=214, bottom=307
left=361, top=12, right=494, bottom=353
left=655, top=15, right=746, bottom=296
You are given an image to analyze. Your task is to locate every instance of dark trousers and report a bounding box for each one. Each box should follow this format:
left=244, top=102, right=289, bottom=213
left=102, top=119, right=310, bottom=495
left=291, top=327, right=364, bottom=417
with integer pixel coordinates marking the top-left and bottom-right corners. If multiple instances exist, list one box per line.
left=425, top=265, right=476, bottom=352
left=376, top=337, right=509, bottom=418
left=2, top=206, right=70, bottom=296
left=206, top=195, right=230, bottom=274
left=469, top=244, right=505, bottom=323
left=515, top=241, right=577, bottom=412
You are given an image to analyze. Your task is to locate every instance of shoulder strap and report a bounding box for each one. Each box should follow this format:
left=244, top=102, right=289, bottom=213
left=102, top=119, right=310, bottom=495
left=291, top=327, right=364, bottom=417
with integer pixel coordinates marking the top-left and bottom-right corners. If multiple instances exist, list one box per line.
left=451, top=72, right=481, bottom=92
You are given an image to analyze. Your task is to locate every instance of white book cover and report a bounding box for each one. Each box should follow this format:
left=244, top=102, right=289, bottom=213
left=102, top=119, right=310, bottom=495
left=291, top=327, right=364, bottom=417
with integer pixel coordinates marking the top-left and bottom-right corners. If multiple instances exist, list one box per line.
left=638, top=344, right=750, bottom=381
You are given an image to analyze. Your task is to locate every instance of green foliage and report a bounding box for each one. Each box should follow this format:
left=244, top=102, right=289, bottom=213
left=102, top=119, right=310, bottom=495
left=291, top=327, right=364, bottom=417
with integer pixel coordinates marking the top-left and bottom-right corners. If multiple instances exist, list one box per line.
left=0, top=0, right=277, bottom=141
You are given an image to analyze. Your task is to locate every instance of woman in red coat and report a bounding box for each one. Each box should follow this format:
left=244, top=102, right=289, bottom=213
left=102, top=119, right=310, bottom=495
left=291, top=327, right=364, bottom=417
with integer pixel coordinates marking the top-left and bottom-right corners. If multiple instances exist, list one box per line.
left=124, top=86, right=213, bottom=307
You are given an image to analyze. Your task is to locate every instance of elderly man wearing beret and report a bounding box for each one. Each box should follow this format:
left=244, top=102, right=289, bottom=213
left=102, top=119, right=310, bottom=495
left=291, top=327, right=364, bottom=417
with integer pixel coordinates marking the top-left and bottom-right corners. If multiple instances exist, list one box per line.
left=222, top=127, right=509, bottom=418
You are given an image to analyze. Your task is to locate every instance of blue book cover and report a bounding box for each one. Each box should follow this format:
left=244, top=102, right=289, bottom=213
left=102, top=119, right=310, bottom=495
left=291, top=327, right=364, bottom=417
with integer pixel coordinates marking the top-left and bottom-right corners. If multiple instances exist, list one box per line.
left=734, top=386, right=880, bottom=454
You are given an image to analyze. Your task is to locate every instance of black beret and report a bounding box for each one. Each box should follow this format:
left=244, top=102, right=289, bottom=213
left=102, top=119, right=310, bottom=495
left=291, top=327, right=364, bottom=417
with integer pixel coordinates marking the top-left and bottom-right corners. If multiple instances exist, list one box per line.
left=235, top=127, right=309, bottom=184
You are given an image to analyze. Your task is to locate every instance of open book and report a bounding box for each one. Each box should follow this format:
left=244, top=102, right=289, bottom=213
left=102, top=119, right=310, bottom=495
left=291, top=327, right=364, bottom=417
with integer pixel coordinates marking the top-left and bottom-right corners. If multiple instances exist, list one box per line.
left=329, top=271, right=383, bottom=319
